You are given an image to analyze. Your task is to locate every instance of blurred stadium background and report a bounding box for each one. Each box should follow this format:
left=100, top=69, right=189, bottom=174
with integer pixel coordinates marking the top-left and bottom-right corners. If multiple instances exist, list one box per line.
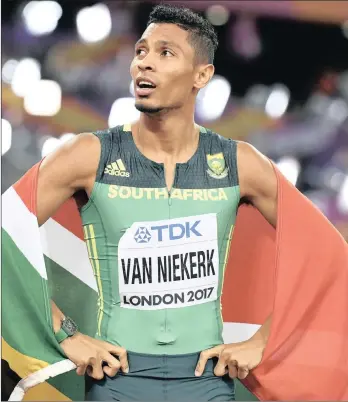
left=1, top=0, right=348, bottom=400
left=1, top=0, right=348, bottom=225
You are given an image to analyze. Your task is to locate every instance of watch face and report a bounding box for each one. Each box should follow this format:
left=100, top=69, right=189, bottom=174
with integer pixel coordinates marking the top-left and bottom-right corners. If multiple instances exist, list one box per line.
left=62, top=317, right=78, bottom=336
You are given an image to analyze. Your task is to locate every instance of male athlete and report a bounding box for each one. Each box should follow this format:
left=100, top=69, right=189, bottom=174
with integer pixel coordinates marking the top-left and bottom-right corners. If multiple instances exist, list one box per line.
left=39, top=4, right=275, bottom=401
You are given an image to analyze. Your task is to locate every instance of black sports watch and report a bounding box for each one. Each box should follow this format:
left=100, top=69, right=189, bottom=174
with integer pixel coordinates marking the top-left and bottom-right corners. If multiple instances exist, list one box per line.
left=55, top=316, right=78, bottom=344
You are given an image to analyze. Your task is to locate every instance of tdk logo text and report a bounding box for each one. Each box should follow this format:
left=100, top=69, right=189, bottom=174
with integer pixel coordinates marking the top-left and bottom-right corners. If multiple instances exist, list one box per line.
left=134, top=220, right=202, bottom=243
left=151, top=220, right=201, bottom=242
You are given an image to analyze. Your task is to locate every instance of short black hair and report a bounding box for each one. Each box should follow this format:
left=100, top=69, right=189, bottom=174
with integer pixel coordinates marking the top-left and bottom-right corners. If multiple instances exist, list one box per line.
left=147, top=4, right=218, bottom=64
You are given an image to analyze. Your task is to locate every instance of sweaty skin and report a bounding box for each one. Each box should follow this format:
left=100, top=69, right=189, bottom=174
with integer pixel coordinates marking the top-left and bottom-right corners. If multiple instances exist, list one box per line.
left=36, top=22, right=277, bottom=381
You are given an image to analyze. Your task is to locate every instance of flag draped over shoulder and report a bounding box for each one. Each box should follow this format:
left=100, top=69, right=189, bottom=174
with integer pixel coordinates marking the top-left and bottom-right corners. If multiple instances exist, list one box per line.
left=222, top=165, right=348, bottom=401
left=2, top=162, right=98, bottom=401
left=2, top=160, right=348, bottom=401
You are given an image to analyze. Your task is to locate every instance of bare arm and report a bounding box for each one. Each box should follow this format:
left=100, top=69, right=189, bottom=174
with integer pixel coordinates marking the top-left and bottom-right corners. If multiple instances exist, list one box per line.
left=237, top=141, right=278, bottom=228
left=237, top=141, right=278, bottom=343
left=38, top=133, right=100, bottom=327
left=36, top=133, right=100, bottom=226
left=35, top=134, right=128, bottom=377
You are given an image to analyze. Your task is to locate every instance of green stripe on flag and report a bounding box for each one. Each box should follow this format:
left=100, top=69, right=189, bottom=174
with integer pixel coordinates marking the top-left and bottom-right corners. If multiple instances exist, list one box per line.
left=2, top=228, right=93, bottom=400
left=47, top=368, right=85, bottom=401
left=235, top=381, right=259, bottom=401
left=45, top=255, right=98, bottom=337
left=2, top=229, right=62, bottom=363
left=43, top=250, right=98, bottom=400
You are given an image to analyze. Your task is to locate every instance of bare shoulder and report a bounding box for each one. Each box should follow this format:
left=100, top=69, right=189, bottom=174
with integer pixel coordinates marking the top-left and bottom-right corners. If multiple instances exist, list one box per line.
left=236, top=141, right=271, bottom=174
left=236, top=141, right=276, bottom=200
left=39, top=132, right=101, bottom=192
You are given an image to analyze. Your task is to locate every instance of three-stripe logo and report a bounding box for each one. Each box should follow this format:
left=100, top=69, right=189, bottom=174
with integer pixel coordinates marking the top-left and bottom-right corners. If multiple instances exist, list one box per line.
left=104, top=159, right=130, bottom=177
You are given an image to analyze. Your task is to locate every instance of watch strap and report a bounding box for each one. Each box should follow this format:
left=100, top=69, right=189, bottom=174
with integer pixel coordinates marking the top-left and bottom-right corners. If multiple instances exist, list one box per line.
left=55, top=328, right=69, bottom=343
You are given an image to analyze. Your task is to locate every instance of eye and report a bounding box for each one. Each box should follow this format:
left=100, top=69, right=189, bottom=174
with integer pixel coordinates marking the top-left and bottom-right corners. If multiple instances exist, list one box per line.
left=135, top=48, right=146, bottom=56
left=161, top=49, right=173, bottom=57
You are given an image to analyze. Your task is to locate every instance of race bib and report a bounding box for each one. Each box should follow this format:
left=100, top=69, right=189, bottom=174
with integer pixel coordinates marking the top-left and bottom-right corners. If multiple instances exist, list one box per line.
left=118, top=214, right=219, bottom=310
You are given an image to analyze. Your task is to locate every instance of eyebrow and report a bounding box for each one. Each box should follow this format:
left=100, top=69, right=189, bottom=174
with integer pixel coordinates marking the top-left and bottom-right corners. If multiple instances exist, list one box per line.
left=135, top=38, right=183, bottom=52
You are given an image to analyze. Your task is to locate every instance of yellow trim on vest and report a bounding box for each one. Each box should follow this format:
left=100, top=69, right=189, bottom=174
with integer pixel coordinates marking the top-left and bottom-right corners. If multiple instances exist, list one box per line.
left=220, top=224, right=235, bottom=319
left=83, top=226, right=96, bottom=276
left=89, top=224, right=104, bottom=336
left=223, top=225, right=235, bottom=270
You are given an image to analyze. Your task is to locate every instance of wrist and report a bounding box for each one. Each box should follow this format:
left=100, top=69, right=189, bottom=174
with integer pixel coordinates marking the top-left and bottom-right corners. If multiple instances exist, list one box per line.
left=60, top=331, right=81, bottom=346
left=54, top=316, right=78, bottom=344
left=250, top=331, right=268, bottom=348
left=252, top=314, right=272, bottom=345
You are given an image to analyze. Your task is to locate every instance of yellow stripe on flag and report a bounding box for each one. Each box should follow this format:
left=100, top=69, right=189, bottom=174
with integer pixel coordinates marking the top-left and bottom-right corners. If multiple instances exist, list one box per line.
left=2, top=338, right=71, bottom=401
left=24, top=382, right=70, bottom=401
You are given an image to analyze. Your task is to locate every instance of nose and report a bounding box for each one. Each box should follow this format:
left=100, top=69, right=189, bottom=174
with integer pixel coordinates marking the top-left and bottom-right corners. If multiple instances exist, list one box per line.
left=138, top=53, right=155, bottom=72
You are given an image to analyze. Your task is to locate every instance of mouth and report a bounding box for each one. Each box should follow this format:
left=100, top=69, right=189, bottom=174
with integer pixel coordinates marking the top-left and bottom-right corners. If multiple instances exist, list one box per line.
left=135, top=78, right=157, bottom=97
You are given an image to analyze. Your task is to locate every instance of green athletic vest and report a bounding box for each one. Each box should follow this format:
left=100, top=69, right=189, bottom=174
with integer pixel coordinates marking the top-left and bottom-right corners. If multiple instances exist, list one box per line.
left=80, top=124, right=240, bottom=355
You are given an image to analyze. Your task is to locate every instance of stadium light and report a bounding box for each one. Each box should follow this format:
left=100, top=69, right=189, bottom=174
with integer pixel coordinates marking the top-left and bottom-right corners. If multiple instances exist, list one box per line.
left=108, top=98, right=140, bottom=127
left=76, top=3, right=112, bottom=43
left=2, top=119, right=12, bottom=155
left=41, top=133, right=77, bottom=158
left=196, top=75, right=231, bottom=121
left=206, top=5, right=229, bottom=26
left=41, top=137, right=61, bottom=157
left=337, top=175, right=348, bottom=214
left=11, top=58, right=41, bottom=97
left=22, top=1, right=62, bottom=36
left=265, top=84, right=290, bottom=119
left=276, top=156, right=301, bottom=186
left=24, top=80, right=62, bottom=116
left=2, top=59, right=19, bottom=84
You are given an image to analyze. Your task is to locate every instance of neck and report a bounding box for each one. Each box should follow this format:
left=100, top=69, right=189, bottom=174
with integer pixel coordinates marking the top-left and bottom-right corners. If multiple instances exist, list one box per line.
left=133, top=106, right=199, bottom=162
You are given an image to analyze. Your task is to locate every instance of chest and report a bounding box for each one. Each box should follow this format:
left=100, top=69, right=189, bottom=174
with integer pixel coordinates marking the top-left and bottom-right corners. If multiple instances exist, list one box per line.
left=91, top=149, right=240, bottom=226
left=88, top=179, right=240, bottom=257
left=82, top=182, right=240, bottom=310
left=81, top=158, right=240, bottom=309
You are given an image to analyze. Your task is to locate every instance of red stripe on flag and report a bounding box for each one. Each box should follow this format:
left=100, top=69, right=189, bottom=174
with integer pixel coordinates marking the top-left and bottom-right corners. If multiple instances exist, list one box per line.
left=13, top=161, right=84, bottom=240
left=52, top=199, right=84, bottom=241
left=13, top=163, right=40, bottom=214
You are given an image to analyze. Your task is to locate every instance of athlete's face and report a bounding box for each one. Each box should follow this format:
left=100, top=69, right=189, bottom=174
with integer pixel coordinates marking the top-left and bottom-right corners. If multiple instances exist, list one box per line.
left=130, top=23, right=213, bottom=114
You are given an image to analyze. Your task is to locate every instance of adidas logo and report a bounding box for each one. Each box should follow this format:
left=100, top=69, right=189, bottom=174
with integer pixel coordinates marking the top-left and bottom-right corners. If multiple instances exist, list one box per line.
left=104, top=159, right=130, bottom=177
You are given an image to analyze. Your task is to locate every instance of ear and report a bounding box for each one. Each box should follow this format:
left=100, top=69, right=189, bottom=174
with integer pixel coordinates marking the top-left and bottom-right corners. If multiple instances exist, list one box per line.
left=194, top=64, right=215, bottom=90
